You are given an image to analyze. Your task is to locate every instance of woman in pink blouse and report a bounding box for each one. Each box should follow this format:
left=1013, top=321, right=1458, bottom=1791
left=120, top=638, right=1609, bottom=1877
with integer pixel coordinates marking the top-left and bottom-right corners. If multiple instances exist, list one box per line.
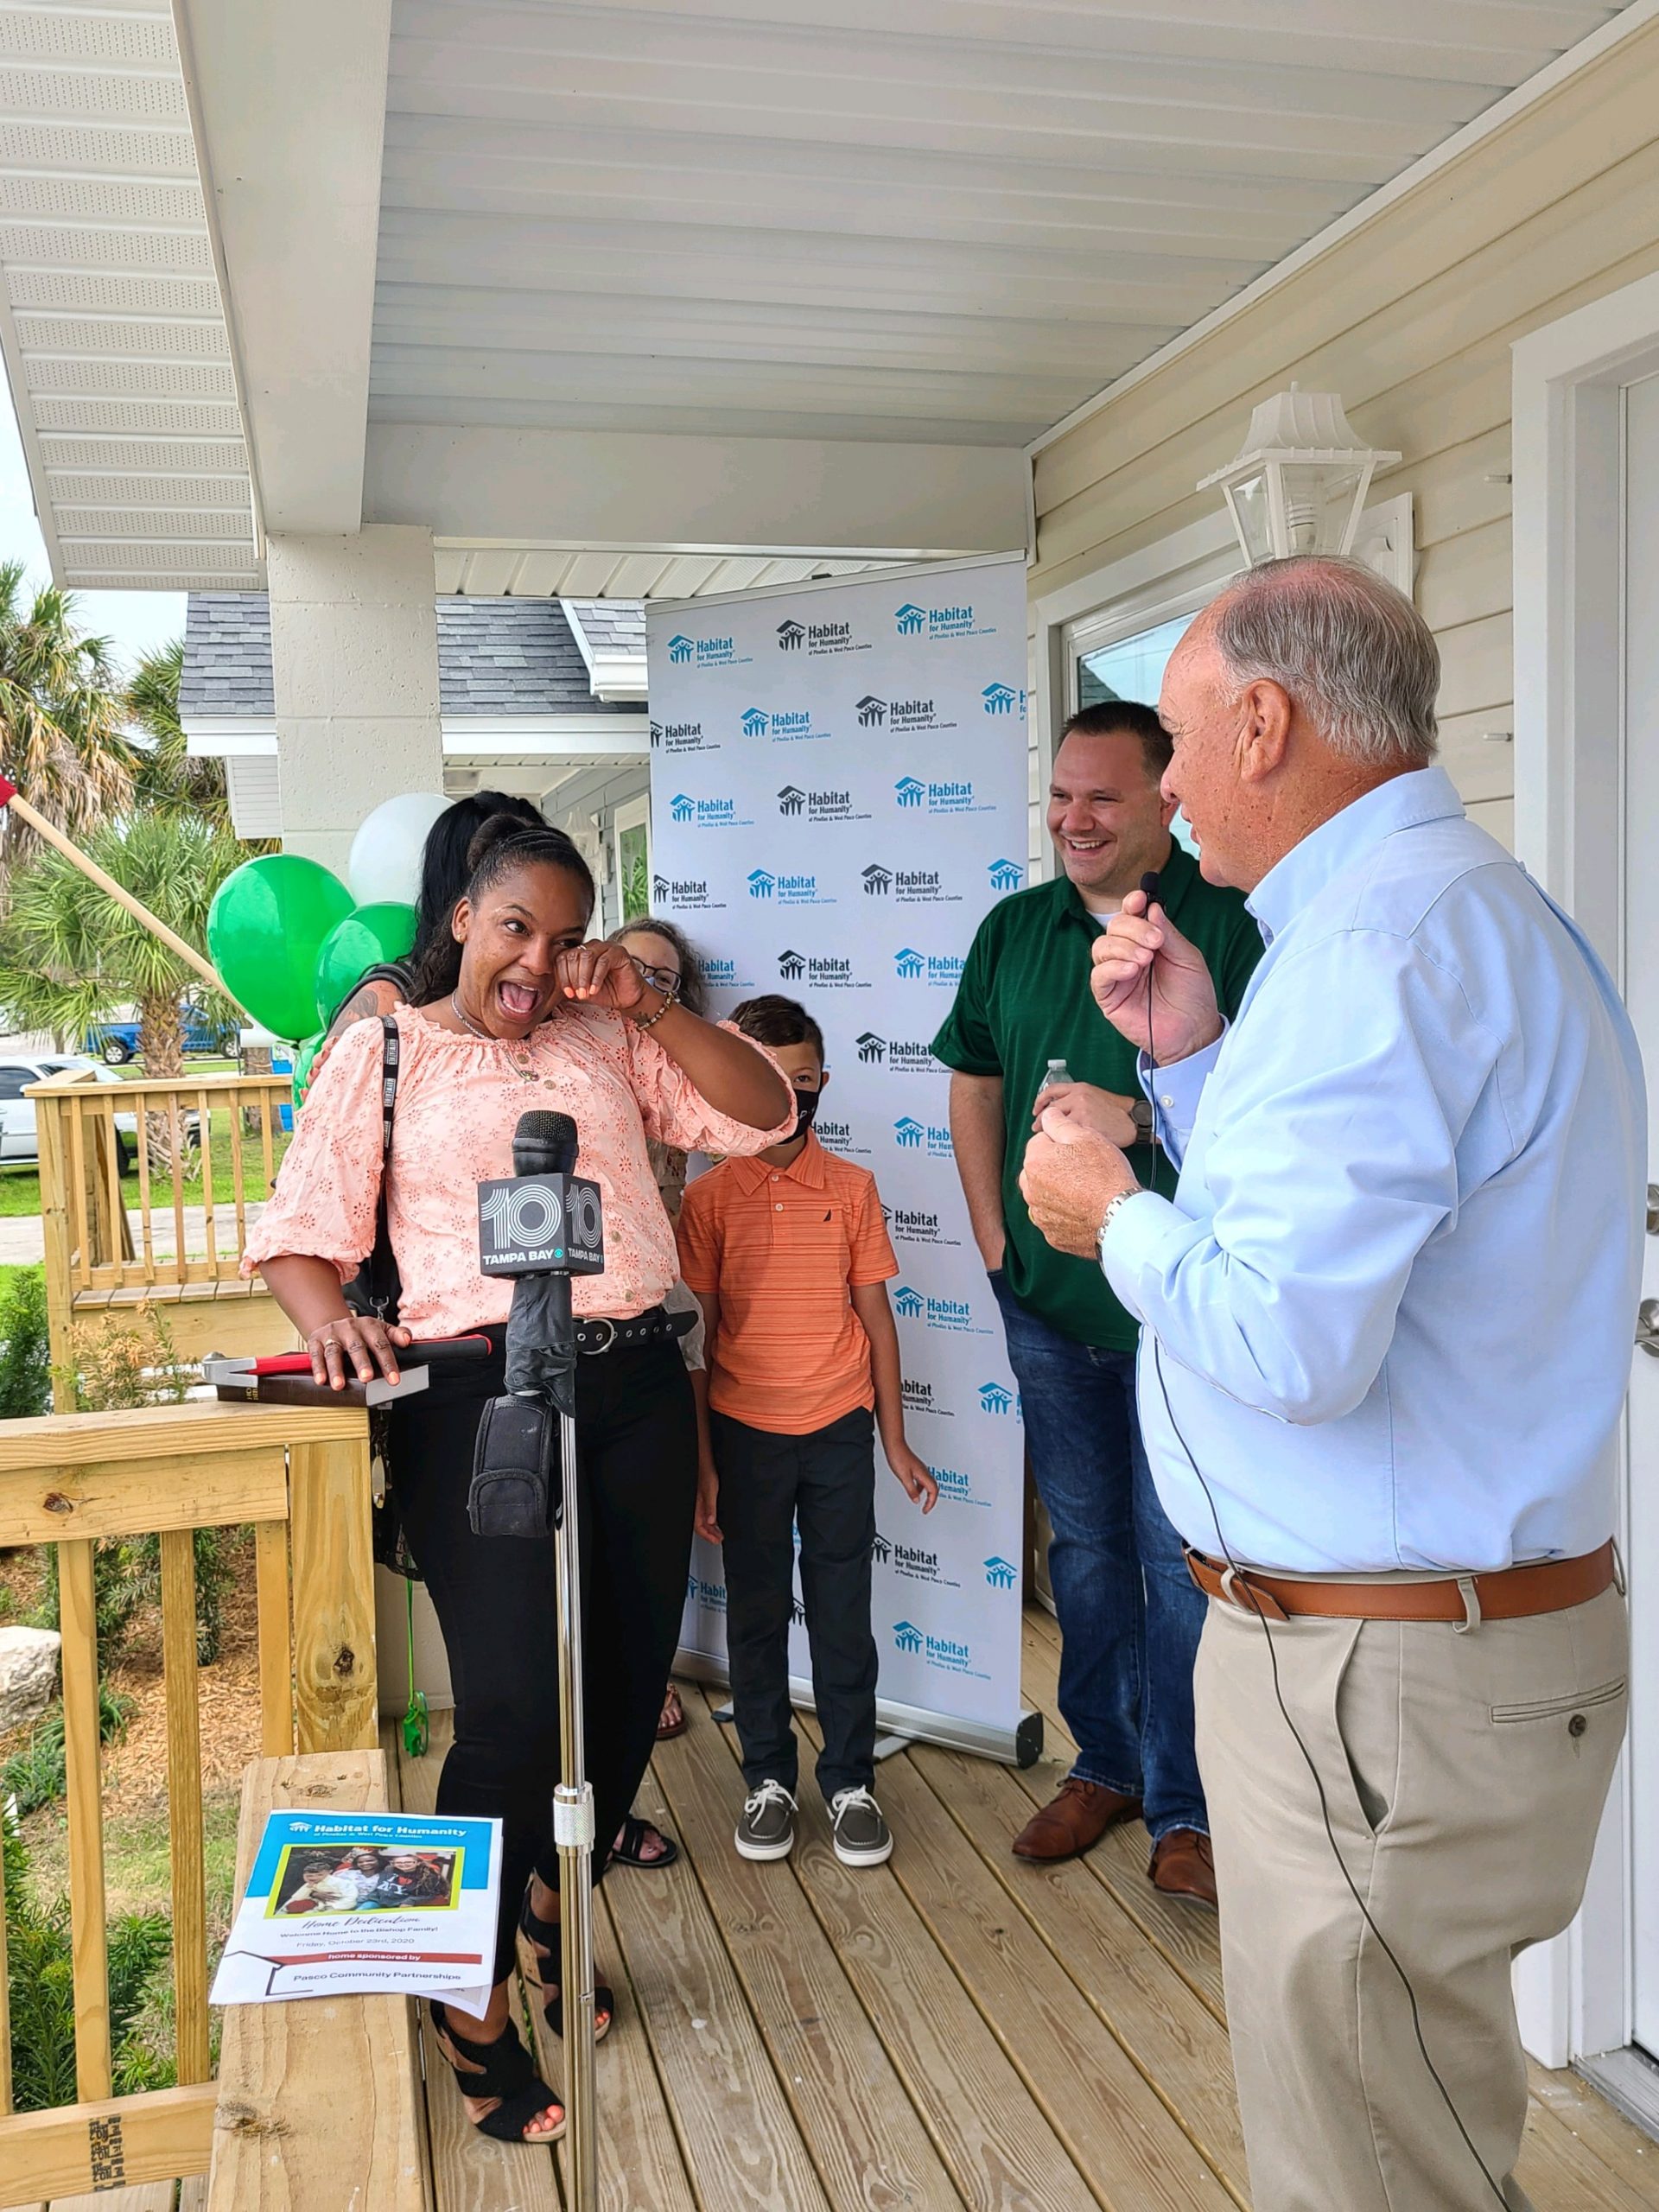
left=249, top=816, right=791, bottom=2147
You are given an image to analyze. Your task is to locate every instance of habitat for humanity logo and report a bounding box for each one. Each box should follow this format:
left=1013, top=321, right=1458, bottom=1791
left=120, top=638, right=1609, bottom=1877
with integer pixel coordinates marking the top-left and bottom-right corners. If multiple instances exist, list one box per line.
left=891, top=1620, right=986, bottom=1679
left=893, top=601, right=995, bottom=642
left=748, top=868, right=833, bottom=906
left=988, top=857, right=1025, bottom=893
left=740, top=704, right=826, bottom=745
left=901, top=1376, right=950, bottom=1419
left=667, top=632, right=748, bottom=669
left=861, top=860, right=959, bottom=905
left=984, top=1556, right=1019, bottom=1589
left=931, top=1462, right=988, bottom=1508
left=669, top=791, right=753, bottom=830
left=883, top=1203, right=960, bottom=1249
left=893, top=777, right=992, bottom=817
left=982, top=683, right=1023, bottom=716
left=870, top=1038, right=940, bottom=1075
left=778, top=785, right=868, bottom=823
left=776, top=950, right=868, bottom=992
left=702, top=957, right=754, bottom=991
left=649, top=716, right=716, bottom=755
left=652, top=871, right=725, bottom=912
left=891, top=1282, right=977, bottom=1331
left=885, top=1541, right=958, bottom=1589
left=779, top=616, right=865, bottom=658
left=893, top=1117, right=952, bottom=1158
left=686, top=1571, right=727, bottom=1613
left=858, top=694, right=955, bottom=734
left=977, top=1381, right=1016, bottom=1415
left=813, top=1113, right=869, bottom=1157
left=893, top=947, right=966, bottom=988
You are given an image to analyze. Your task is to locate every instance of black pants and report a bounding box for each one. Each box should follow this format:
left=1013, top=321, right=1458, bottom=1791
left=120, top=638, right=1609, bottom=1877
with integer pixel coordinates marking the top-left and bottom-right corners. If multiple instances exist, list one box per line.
left=712, top=1404, right=878, bottom=1804
left=391, top=1327, right=696, bottom=1986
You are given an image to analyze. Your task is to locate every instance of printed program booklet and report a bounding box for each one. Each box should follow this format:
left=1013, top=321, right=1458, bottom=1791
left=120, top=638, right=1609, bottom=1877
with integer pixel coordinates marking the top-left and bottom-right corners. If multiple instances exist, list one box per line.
left=211, top=1809, right=500, bottom=2013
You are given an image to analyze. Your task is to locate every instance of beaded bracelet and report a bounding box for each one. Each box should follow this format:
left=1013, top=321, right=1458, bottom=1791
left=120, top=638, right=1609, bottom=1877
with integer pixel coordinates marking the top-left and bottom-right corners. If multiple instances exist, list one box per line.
left=631, top=979, right=680, bottom=1032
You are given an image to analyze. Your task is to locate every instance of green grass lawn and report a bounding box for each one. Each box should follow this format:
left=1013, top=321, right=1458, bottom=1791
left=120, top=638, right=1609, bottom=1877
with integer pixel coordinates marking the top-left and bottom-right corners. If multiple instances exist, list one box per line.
left=0, top=1103, right=292, bottom=1220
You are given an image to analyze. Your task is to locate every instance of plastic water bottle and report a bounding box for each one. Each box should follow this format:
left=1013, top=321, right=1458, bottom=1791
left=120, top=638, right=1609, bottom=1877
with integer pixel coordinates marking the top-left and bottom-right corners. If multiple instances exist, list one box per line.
left=1038, top=1057, right=1071, bottom=1100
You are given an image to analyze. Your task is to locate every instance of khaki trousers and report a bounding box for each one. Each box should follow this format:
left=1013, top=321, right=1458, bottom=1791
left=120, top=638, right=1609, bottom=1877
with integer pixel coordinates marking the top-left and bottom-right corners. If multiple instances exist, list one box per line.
left=1194, top=1586, right=1627, bottom=2212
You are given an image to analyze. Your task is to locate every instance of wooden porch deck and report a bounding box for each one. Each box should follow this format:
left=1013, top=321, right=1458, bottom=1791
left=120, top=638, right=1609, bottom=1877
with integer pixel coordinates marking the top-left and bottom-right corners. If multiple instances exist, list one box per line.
left=378, top=1605, right=1658, bottom=2212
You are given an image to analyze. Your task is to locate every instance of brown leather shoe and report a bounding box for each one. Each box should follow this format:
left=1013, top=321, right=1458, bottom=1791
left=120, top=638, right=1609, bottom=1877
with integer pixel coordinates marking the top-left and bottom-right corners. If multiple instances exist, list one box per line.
left=1012, top=1777, right=1141, bottom=1862
left=1149, top=1827, right=1217, bottom=1906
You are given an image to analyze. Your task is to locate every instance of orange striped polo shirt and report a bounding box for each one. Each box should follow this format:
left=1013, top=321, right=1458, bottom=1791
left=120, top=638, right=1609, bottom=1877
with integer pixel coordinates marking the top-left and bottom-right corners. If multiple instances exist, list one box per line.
left=675, top=1131, right=899, bottom=1435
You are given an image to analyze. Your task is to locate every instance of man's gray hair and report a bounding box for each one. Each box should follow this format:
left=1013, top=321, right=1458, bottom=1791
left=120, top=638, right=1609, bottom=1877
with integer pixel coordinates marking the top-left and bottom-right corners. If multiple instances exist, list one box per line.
left=1209, top=556, right=1440, bottom=767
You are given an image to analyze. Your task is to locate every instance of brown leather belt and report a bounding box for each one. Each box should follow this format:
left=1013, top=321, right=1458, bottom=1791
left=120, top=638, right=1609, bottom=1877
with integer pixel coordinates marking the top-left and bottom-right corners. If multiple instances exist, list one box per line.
left=1185, top=1541, right=1617, bottom=1625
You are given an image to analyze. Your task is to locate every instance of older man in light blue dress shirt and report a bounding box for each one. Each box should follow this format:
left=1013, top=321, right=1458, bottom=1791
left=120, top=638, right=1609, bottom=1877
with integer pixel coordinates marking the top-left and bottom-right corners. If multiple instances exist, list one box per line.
left=1020, top=555, right=1644, bottom=2212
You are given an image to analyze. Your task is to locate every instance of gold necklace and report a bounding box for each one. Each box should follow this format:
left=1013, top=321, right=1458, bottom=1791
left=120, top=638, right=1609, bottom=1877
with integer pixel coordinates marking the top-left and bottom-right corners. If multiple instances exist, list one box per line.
left=451, top=993, right=556, bottom=1087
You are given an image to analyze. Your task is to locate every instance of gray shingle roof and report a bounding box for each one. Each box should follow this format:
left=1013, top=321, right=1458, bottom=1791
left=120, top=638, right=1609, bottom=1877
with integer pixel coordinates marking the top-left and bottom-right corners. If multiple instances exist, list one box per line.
left=179, top=593, right=273, bottom=718
left=563, top=600, right=645, bottom=656
left=178, top=594, right=640, bottom=721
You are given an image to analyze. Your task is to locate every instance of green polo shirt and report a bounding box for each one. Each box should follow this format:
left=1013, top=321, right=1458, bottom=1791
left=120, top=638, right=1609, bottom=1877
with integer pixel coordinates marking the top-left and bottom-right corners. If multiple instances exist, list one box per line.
left=931, top=844, right=1262, bottom=1348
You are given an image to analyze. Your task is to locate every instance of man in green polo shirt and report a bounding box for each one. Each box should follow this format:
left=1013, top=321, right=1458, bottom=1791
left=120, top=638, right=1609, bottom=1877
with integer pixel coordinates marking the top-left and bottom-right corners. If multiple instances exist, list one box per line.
left=932, top=700, right=1262, bottom=1899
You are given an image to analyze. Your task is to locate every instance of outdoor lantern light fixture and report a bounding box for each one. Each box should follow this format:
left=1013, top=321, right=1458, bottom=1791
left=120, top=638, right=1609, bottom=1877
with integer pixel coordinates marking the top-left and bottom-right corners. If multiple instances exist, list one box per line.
left=1199, top=385, right=1400, bottom=566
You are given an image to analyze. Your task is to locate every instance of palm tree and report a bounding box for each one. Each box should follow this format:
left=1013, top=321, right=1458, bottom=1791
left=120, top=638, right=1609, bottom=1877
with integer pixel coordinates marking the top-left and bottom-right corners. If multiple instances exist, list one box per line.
left=0, top=562, right=135, bottom=854
left=124, top=638, right=231, bottom=825
left=0, top=810, right=241, bottom=1082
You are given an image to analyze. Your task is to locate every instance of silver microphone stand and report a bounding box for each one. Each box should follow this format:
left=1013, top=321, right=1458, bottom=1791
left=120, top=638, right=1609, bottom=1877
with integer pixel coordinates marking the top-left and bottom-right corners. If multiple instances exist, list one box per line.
left=551, top=1393, right=598, bottom=2211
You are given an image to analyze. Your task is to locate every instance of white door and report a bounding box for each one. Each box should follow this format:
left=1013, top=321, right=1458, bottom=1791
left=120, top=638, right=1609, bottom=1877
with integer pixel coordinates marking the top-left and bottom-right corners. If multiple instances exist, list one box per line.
left=1626, top=369, right=1659, bottom=2060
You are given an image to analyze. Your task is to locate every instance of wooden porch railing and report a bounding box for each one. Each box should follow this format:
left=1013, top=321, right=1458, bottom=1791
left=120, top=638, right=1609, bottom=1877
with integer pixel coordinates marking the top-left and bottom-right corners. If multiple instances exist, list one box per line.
left=0, top=1399, right=377, bottom=2208
left=30, top=1068, right=297, bottom=1402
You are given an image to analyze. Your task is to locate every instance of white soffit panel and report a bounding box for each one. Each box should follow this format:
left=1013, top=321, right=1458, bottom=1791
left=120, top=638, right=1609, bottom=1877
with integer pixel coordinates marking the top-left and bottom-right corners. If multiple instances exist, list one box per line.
left=374, top=0, right=1634, bottom=448
left=435, top=547, right=903, bottom=599
left=0, top=0, right=260, bottom=591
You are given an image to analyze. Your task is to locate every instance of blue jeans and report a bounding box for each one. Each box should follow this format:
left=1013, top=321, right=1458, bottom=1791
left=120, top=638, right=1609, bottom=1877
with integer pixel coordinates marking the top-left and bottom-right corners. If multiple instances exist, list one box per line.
left=992, top=1273, right=1207, bottom=1841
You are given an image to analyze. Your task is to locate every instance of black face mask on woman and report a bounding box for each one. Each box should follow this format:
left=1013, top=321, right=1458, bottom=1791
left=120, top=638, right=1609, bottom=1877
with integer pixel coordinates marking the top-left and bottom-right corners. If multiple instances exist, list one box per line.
left=791, top=1085, right=823, bottom=1138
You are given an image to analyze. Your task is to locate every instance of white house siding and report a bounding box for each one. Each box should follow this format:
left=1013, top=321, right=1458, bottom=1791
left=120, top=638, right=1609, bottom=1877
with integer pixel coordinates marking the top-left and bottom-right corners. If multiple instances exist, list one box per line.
left=1029, top=18, right=1659, bottom=853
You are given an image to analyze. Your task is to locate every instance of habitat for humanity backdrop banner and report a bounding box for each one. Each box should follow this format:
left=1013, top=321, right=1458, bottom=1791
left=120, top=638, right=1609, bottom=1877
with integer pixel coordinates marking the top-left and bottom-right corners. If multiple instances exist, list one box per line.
left=648, top=554, right=1029, bottom=1748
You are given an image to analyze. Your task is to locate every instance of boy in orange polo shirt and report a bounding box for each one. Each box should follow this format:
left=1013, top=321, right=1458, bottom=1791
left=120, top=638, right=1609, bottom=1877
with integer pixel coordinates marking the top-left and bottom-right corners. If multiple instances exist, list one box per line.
left=677, top=995, right=938, bottom=1867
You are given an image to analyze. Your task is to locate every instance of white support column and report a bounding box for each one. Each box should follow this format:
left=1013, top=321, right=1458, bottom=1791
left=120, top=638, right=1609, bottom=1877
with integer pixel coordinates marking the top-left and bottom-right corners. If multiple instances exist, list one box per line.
left=267, top=525, right=442, bottom=875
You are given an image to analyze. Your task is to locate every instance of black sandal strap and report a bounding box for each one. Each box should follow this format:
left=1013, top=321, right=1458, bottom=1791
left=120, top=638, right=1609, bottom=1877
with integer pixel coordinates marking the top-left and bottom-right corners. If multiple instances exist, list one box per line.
left=544, top=1981, right=616, bottom=2042
left=429, top=1999, right=564, bottom=2139
left=517, top=1885, right=616, bottom=2040
left=612, top=1815, right=680, bottom=1870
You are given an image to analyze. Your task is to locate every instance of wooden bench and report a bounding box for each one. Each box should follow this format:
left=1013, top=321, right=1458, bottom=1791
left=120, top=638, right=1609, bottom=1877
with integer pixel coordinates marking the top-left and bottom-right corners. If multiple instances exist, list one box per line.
left=207, top=1752, right=430, bottom=2211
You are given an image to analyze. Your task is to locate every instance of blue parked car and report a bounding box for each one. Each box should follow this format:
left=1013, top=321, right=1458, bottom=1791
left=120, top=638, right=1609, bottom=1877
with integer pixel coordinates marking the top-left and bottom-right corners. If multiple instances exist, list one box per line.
left=84, top=999, right=239, bottom=1066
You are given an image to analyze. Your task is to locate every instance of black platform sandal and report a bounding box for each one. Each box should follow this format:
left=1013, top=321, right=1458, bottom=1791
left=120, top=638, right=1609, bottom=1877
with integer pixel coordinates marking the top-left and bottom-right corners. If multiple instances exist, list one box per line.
left=518, top=1888, right=615, bottom=2043
left=429, top=1999, right=566, bottom=2142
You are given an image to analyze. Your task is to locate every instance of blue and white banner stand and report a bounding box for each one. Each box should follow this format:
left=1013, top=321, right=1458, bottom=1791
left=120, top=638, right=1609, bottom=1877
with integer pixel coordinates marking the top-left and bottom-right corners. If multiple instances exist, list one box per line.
left=649, top=552, right=1040, bottom=1767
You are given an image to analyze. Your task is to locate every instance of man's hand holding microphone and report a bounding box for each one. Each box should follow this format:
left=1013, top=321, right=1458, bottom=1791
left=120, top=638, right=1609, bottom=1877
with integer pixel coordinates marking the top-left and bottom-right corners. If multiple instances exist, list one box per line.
left=1020, top=881, right=1223, bottom=1257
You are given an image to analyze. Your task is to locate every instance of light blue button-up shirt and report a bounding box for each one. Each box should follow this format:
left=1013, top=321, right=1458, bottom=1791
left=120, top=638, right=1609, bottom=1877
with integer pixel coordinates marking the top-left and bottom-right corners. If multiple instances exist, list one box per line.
left=1102, top=766, right=1646, bottom=1573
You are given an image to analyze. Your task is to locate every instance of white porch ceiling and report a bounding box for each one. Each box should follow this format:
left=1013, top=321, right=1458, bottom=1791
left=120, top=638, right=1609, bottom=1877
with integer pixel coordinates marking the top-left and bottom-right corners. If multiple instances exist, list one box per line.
left=372, top=0, right=1632, bottom=449
left=435, top=546, right=896, bottom=598
left=0, top=0, right=259, bottom=590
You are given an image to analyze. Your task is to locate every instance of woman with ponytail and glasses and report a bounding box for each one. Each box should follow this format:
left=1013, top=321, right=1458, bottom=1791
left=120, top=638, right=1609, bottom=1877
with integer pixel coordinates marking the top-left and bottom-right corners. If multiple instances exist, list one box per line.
left=246, top=817, right=793, bottom=2148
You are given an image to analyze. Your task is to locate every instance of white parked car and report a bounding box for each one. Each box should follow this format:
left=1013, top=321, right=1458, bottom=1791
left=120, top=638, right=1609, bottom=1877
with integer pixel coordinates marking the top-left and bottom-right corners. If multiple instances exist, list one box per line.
left=0, top=1054, right=141, bottom=1172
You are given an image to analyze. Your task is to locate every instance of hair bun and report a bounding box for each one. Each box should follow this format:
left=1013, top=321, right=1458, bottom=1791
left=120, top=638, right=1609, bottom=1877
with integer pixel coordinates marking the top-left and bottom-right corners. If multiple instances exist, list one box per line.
left=465, top=810, right=540, bottom=872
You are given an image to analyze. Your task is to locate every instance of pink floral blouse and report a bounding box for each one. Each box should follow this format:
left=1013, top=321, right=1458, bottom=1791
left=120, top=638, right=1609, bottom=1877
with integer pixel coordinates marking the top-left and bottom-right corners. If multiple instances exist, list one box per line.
left=244, top=1005, right=793, bottom=1337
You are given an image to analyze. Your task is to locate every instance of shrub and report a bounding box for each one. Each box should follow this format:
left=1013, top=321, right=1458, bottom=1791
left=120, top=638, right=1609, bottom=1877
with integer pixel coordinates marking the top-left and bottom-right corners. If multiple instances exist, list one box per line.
left=0, top=1268, right=51, bottom=1420
left=62, top=1306, right=192, bottom=1413
left=0, top=1678, right=132, bottom=1815
left=3, top=1806, right=172, bottom=2109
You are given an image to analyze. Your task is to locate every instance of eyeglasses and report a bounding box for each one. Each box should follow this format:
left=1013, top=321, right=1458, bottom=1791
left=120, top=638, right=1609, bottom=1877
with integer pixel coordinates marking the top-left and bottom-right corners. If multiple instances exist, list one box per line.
left=628, top=955, right=681, bottom=997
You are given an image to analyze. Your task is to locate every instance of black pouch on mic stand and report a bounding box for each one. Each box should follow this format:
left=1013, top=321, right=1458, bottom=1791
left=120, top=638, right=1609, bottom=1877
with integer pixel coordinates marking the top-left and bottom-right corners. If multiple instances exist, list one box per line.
left=467, top=1272, right=575, bottom=1538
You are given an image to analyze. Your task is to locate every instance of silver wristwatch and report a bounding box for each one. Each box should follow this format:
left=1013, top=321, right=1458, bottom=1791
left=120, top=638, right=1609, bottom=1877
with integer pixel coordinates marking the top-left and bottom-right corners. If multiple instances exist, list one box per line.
left=1097, top=1187, right=1144, bottom=1258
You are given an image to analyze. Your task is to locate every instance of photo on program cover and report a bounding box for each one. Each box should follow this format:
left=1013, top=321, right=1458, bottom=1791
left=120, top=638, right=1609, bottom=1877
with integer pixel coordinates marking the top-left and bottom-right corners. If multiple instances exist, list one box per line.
left=264, top=1839, right=461, bottom=1917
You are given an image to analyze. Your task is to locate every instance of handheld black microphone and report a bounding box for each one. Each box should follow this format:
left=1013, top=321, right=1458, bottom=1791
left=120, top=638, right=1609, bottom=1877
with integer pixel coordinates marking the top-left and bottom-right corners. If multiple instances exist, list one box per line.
left=1139, top=868, right=1162, bottom=910
left=469, top=1110, right=606, bottom=1537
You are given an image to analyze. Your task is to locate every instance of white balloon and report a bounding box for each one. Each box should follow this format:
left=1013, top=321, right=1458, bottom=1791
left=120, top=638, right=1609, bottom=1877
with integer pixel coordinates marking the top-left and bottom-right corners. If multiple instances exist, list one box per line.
left=346, top=791, right=452, bottom=907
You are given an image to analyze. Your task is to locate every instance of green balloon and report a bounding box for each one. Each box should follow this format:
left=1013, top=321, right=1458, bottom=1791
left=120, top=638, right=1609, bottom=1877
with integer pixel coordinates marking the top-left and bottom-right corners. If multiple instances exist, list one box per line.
left=314, top=902, right=418, bottom=1029
left=292, top=1032, right=323, bottom=1111
left=207, top=855, right=354, bottom=1042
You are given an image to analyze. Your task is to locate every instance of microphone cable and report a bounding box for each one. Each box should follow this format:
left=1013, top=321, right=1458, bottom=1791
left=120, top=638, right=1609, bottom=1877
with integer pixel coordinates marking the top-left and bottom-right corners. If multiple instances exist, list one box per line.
left=1131, top=879, right=1509, bottom=2210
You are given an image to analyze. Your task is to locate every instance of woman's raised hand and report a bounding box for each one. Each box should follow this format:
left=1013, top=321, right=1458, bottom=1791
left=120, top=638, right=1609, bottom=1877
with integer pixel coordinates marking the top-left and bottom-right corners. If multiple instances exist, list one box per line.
left=554, top=940, right=663, bottom=1014
left=307, top=1313, right=413, bottom=1390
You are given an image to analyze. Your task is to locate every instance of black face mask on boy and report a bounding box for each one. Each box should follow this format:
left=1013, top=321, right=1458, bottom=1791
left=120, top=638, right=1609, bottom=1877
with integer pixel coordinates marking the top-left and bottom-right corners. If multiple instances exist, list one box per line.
left=791, top=1084, right=823, bottom=1137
